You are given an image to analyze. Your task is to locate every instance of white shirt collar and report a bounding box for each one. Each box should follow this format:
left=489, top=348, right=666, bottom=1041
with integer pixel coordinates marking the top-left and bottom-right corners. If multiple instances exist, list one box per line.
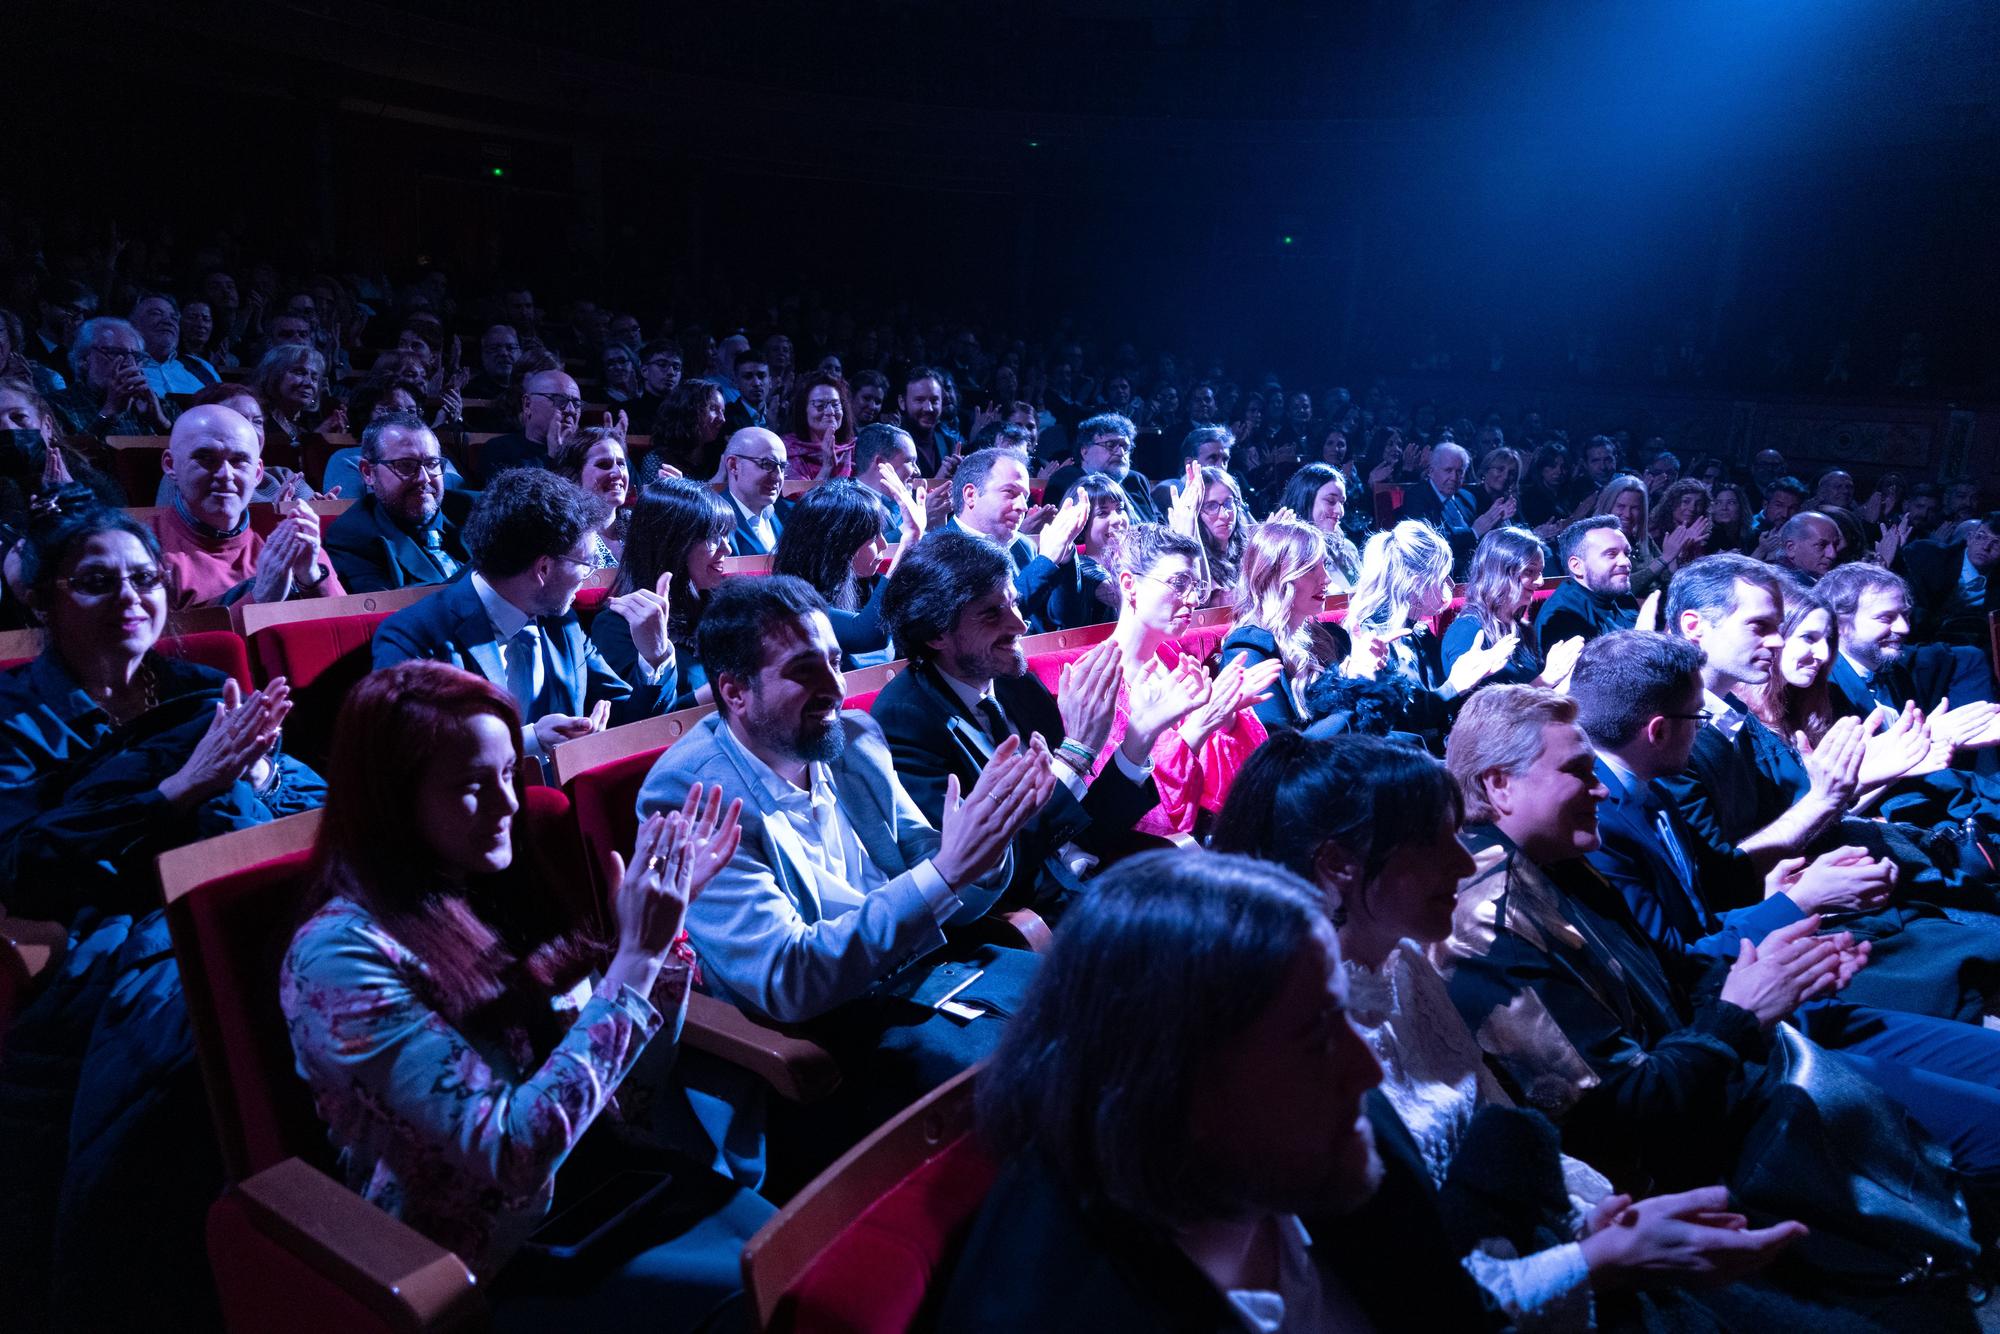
left=1702, top=685, right=1747, bottom=740
left=934, top=665, right=996, bottom=715
left=727, top=488, right=773, bottom=527
left=470, top=571, right=534, bottom=642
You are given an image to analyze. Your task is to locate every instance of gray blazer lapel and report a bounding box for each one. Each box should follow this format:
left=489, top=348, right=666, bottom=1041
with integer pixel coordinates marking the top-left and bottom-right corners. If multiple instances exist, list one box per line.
left=708, top=718, right=826, bottom=920
left=833, top=746, right=907, bottom=877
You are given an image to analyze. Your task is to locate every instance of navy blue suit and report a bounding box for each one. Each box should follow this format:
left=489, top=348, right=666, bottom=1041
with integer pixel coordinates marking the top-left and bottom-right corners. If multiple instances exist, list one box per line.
left=726, top=496, right=793, bottom=557
left=1588, top=756, right=1805, bottom=960
left=372, top=575, right=671, bottom=726
left=1395, top=479, right=1477, bottom=571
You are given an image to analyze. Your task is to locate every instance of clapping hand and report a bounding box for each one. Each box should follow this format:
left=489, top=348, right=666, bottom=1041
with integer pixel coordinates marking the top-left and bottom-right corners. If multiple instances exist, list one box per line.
left=1035, top=492, right=1090, bottom=563
left=39, top=439, right=74, bottom=491
left=933, top=735, right=1057, bottom=888
left=1635, top=589, right=1662, bottom=633
left=1124, top=655, right=1208, bottom=756
left=1178, top=652, right=1281, bottom=750
left=1776, top=845, right=1897, bottom=916
left=1873, top=513, right=1914, bottom=567
left=1579, top=1186, right=1806, bottom=1290
left=1054, top=639, right=1121, bottom=756
left=1856, top=701, right=1932, bottom=787
left=1931, top=697, right=2000, bottom=752
left=1539, top=635, right=1585, bottom=691
left=1342, top=626, right=1410, bottom=680
left=1166, top=459, right=1203, bottom=539
left=160, top=678, right=294, bottom=806
left=1445, top=629, right=1519, bottom=695
left=1719, top=915, right=1856, bottom=1027
left=1797, top=714, right=1865, bottom=811
left=608, top=571, right=675, bottom=672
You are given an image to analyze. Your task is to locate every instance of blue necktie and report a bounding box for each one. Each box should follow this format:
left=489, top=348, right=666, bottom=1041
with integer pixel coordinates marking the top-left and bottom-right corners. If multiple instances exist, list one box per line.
left=505, top=625, right=543, bottom=713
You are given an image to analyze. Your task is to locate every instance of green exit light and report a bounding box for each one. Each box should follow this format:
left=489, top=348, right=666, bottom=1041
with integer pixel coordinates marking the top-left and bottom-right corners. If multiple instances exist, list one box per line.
left=490, top=167, right=505, bottom=178
left=1027, top=140, right=1039, bottom=148
left=1282, top=235, right=1294, bottom=245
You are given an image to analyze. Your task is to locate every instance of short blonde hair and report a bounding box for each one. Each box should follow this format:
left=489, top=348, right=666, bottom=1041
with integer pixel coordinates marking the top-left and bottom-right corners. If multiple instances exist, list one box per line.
left=1445, top=685, right=1577, bottom=823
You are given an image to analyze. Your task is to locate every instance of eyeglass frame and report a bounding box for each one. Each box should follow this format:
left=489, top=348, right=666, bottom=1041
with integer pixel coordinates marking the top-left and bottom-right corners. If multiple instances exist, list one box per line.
left=1139, top=570, right=1211, bottom=603
left=726, top=453, right=789, bottom=478
left=56, top=566, right=169, bottom=598
left=365, top=455, right=447, bottom=482
left=528, top=391, right=583, bottom=411
left=1659, top=709, right=1716, bottom=725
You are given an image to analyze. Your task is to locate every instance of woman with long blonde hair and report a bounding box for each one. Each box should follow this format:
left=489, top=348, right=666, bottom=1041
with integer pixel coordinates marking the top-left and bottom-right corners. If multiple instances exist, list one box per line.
left=1222, top=516, right=1351, bottom=731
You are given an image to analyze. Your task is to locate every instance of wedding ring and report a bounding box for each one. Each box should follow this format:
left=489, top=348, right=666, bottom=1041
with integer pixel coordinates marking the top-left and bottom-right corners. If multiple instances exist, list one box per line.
left=645, top=855, right=665, bottom=873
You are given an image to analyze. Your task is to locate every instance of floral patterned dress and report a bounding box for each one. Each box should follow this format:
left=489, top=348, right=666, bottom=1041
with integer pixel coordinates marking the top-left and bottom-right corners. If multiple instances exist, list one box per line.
left=281, top=897, right=689, bottom=1278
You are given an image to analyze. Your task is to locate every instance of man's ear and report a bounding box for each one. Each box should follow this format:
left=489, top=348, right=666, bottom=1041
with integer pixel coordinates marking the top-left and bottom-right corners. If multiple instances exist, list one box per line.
left=1676, top=609, right=1704, bottom=643
left=160, top=450, right=175, bottom=477
left=1481, top=766, right=1515, bottom=819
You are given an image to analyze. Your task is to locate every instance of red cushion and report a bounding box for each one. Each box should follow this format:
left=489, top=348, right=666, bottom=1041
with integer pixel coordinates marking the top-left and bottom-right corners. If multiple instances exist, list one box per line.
left=1172, top=626, right=1226, bottom=669
left=574, top=585, right=609, bottom=615
left=160, top=630, right=255, bottom=692
left=843, top=690, right=883, bottom=712
left=166, top=849, right=326, bottom=1179
left=570, top=748, right=667, bottom=919
left=1027, top=645, right=1098, bottom=694
left=250, top=613, right=394, bottom=688
left=772, top=1134, right=999, bottom=1333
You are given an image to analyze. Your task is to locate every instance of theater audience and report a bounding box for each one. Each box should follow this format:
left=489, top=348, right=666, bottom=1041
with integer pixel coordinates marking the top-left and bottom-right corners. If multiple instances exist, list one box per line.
left=318, top=378, right=468, bottom=498
left=0, top=498, right=321, bottom=1329
left=463, top=323, right=521, bottom=403
left=479, top=367, right=583, bottom=484
left=281, top=662, right=770, bottom=1324
left=1708, top=481, right=1755, bottom=554
left=1750, top=475, right=1807, bottom=549
left=374, top=470, right=672, bottom=762
left=1535, top=516, right=1641, bottom=649
left=1188, top=463, right=1250, bottom=602
left=130, top=293, right=217, bottom=395
left=782, top=370, right=855, bottom=482
left=851, top=421, right=922, bottom=540
left=1772, top=510, right=1842, bottom=584
left=1439, top=686, right=2000, bottom=1293
left=248, top=342, right=330, bottom=474
left=1441, top=525, right=1584, bottom=692
left=717, top=426, right=792, bottom=556
left=942, top=848, right=1500, bottom=1332
left=0, top=378, right=125, bottom=516
left=1042, top=412, right=1160, bottom=525
left=644, top=378, right=728, bottom=483
left=324, top=412, right=471, bottom=591
left=142, top=404, right=344, bottom=608
left=599, top=477, right=733, bottom=709
left=1046, top=472, right=1133, bottom=628
left=1210, top=732, right=1815, bottom=1329
left=872, top=530, right=1179, bottom=912
left=899, top=365, right=955, bottom=475
left=50, top=316, right=177, bottom=438
left=773, top=479, right=918, bottom=669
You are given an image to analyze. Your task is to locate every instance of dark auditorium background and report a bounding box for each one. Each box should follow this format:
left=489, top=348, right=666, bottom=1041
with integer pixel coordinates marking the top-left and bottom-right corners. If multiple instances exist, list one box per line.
left=13, top=0, right=2000, bottom=454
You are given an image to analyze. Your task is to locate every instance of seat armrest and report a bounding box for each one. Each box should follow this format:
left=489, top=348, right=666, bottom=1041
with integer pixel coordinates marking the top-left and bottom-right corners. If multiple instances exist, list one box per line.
left=1, top=916, right=67, bottom=982
left=213, top=1158, right=483, bottom=1334
left=996, top=908, right=1054, bottom=953
left=682, top=991, right=842, bottom=1103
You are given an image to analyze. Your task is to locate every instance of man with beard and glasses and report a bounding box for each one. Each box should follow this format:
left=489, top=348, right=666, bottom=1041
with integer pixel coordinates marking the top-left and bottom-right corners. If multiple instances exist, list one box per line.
left=871, top=531, right=1194, bottom=914
left=1040, top=413, right=1160, bottom=525
left=940, top=849, right=1500, bottom=1332
left=141, top=404, right=342, bottom=608
left=324, top=413, right=474, bottom=592
left=638, top=575, right=1054, bottom=1178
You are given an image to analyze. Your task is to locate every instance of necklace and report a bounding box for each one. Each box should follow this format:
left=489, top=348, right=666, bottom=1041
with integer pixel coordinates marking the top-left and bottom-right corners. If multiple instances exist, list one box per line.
left=99, top=663, right=159, bottom=725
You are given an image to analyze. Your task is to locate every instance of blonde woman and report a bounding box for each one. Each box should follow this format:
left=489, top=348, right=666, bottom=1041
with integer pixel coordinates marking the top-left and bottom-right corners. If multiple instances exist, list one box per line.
left=1338, top=519, right=1516, bottom=751
left=1221, top=516, right=1353, bottom=731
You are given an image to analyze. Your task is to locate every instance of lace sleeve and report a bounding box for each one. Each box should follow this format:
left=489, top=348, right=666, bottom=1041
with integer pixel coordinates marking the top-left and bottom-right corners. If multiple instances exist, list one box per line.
left=1462, top=1241, right=1595, bottom=1332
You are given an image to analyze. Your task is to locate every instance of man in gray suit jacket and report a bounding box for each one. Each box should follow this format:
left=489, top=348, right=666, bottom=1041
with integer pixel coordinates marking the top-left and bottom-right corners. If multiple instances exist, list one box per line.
left=636, top=575, right=1050, bottom=1173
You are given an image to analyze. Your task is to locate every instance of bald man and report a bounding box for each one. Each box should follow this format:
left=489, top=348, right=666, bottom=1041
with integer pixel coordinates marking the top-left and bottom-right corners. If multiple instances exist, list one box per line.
left=1774, top=510, right=1841, bottom=583
left=718, top=426, right=792, bottom=555
left=476, top=367, right=583, bottom=485
left=144, top=404, right=344, bottom=608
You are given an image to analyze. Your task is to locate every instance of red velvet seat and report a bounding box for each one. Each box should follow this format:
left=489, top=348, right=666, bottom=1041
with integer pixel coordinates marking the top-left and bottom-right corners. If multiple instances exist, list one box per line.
left=568, top=746, right=667, bottom=911
left=746, top=1066, right=990, bottom=1332
left=1172, top=624, right=1227, bottom=669
left=245, top=611, right=396, bottom=690
left=0, top=630, right=252, bottom=691
left=1026, top=644, right=1097, bottom=695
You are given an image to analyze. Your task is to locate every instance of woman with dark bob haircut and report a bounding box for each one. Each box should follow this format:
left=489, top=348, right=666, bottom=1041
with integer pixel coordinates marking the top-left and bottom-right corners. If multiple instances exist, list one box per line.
left=771, top=479, right=920, bottom=668
left=940, top=846, right=1495, bottom=1330
left=594, top=478, right=734, bottom=708
left=1208, top=733, right=1812, bottom=1327
left=282, top=661, right=771, bottom=1324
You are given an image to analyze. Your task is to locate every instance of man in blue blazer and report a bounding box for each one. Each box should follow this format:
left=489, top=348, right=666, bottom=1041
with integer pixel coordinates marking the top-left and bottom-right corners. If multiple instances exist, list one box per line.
left=373, top=469, right=674, bottom=761
left=717, top=426, right=794, bottom=555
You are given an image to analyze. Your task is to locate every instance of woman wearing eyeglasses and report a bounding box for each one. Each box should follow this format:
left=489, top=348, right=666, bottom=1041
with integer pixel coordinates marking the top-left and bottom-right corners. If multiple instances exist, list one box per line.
left=782, top=371, right=857, bottom=483
left=1092, top=522, right=1281, bottom=838
left=0, top=494, right=325, bottom=1327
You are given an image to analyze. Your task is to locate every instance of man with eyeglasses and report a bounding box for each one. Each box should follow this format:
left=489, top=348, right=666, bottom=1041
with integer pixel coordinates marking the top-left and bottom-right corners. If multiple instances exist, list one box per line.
left=476, top=368, right=582, bottom=485
left=50, top=317, right=178, bottom=438
left=130, top=293, right=218, bottom=396
left=325, top=413, right=475, bottom=592
left=625, top=338, right=682, bottom=431
left=1040, top=413, right=1160, bottom=526
left=719, top=426, right=794, bottom=555
left=462, top=323, right=521, bottom=407
left=141, top=404, right=344, bottom=608
left=27, top=277, right=95, bottom=372
left=374, top=469, right=675, bottom=765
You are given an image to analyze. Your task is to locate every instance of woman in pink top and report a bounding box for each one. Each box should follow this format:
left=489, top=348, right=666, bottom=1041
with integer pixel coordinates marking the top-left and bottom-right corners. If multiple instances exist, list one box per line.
left=1095, top=522, right=1281, bottom=838
left=781, top=370, right=856, bottom=483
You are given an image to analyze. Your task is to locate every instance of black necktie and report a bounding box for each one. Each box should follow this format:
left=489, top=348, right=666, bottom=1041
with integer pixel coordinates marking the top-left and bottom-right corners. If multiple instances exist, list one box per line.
left=975, top=696, right=1012, bottom=746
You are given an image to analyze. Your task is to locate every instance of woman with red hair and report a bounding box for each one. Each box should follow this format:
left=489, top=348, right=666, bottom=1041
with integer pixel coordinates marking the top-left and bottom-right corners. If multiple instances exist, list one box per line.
left=281, top=660, right=769, bottom=1328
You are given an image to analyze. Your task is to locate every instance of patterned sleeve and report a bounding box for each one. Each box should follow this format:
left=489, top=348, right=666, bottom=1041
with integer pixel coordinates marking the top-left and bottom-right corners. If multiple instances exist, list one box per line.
left=282, top=906, right=663, bottom=1202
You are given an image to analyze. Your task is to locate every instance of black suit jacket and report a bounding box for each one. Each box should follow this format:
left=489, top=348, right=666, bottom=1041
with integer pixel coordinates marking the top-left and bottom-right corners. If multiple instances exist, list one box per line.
left=868, top=660, right=1157, bottom=908
left=1899, top=538, right=1996, bottom=642
left=1532, top=579, right=1637, bottom=653
left=935, top=1093, right=1499, bottom=1334
left=474, top=431, right=551, bottom=485
left=324, top=491, right=475, bottom=594
left=1042, top=463, right=1161, bottom=525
